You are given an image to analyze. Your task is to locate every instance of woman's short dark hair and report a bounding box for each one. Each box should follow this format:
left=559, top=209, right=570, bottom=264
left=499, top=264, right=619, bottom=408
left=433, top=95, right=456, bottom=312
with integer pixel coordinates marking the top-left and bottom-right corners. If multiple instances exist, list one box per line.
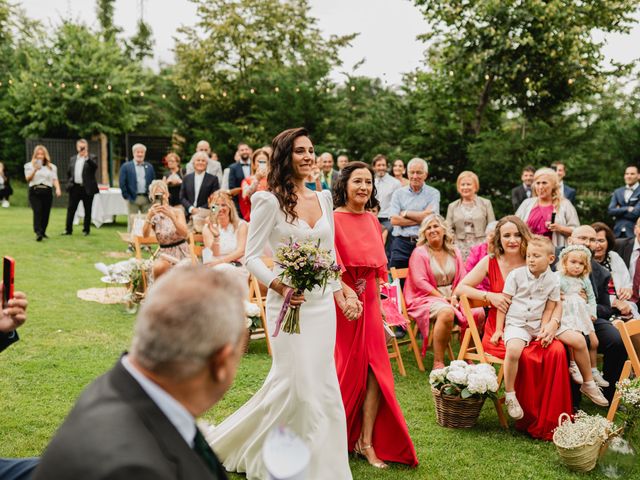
left=333, top=161, right=379, bottom=211
left=268, top=127, right=309, bottom=222
left=592, top=222, right=616, bottom=254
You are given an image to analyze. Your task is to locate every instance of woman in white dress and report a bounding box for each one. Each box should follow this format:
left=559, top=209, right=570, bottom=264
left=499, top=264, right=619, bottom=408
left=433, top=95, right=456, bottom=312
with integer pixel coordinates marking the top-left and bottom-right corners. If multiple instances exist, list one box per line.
left=208, top=127, right=360, bottom=479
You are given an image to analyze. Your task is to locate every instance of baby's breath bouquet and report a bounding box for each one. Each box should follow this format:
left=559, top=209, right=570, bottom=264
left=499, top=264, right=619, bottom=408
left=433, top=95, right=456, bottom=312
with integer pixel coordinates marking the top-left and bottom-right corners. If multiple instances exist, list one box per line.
left=273, top=237, right=341, bottom=335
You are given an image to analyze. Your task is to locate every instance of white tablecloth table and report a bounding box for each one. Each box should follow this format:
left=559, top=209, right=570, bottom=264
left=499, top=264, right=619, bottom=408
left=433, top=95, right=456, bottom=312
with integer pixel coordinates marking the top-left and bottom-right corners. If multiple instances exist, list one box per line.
left=74, top=188, right=129, bottom=228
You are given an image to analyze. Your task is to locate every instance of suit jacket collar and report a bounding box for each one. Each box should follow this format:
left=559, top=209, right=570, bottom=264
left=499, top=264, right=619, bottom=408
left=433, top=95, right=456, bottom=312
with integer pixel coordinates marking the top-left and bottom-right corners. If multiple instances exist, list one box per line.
left=108, top=360, right=216, bottom=479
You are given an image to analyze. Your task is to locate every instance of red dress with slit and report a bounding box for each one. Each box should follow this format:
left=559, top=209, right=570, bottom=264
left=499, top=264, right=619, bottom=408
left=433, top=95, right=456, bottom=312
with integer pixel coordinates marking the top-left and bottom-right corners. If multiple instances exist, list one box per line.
left=483, top=257, right=573, bottom=441
left=334, top=211, right=418, bottom=466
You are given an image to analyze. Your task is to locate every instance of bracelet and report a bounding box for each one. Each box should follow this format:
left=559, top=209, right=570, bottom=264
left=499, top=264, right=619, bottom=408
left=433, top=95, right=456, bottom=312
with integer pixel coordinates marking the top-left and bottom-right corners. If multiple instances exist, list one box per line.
left=483, top=292, right=488, bottom=302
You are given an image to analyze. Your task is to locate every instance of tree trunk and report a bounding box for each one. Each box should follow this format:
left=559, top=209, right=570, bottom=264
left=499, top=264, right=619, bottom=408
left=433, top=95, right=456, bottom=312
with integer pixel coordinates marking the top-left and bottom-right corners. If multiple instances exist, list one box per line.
left=472, top=76, right=494, bottom=135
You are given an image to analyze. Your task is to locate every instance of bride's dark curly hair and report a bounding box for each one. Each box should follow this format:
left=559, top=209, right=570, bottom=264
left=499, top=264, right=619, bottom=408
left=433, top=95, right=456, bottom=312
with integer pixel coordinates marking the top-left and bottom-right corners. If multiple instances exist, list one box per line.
left=268, top=127, right=310, bottom=222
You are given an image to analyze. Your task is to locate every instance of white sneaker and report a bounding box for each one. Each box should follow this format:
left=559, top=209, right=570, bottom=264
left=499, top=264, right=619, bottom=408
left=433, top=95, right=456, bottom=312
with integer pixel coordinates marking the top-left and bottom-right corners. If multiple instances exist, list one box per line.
left=580, top=381, right=609, bottom=407
left=1, top=200, right=8, bottom=208
left=569, top=361, right=583, bottom=384
left=505, top=395, right=524, bottom=420
left=592, top=370, right=610, bottom=388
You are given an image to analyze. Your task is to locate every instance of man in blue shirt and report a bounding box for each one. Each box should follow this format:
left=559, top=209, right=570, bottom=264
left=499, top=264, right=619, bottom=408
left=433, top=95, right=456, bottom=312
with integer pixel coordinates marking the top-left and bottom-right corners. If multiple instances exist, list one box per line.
left=389, top=157, right=440, bottom=270
left=119, top=143, right=155, bottom=215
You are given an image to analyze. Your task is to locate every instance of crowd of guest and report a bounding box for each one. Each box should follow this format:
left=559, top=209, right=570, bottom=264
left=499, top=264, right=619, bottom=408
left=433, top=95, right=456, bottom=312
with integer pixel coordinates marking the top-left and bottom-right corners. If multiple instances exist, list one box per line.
left=5, top=128, right=640, bottom=480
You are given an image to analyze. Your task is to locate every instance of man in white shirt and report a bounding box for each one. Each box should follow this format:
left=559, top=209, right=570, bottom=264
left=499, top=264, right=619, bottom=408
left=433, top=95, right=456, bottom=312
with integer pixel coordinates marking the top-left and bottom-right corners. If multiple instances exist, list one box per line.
left=372, top=154, right=401, bottom=259
left=185, top=140, right=223, bottom=185
left=63, top=139, right=99, bottom=236
left=180, top=152, right=219, bottom=219
left=33, top=266, right=245, bottom=479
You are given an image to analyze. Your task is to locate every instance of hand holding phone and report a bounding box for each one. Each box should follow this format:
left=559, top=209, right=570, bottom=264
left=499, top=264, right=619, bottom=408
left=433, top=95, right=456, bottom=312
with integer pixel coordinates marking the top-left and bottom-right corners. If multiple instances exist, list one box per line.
left=153, top=193, right=164, bottom=206
left=3, top=256, right=15, bottom=308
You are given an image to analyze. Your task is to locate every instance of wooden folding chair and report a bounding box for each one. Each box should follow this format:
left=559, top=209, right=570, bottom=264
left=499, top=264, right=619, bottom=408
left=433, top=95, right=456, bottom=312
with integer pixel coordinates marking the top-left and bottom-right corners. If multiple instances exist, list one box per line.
left=457, top=294, right=508, bottom=429
left=390, top=268, right=425, bottom=372
left=607, top=319, right=640, bottom=422
left=133, top=235, right=158, bottom=292
left=387, top=333, right=407, bottom=376
left=188, top=233, right=205, bottom=264
left=247, top=257, right=275, bottom=356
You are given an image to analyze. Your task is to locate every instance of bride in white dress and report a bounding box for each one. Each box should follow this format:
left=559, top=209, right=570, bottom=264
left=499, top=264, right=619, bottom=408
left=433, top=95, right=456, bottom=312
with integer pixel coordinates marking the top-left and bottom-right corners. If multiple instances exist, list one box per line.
left=209, top=128, right=360, bottom=479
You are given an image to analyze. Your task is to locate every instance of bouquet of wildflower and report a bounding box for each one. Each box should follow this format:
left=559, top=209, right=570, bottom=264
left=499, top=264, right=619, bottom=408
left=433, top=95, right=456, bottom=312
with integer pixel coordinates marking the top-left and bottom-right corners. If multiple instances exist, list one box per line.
left=429, top=360, right=499, bottom=399
left=273, top=237, right=341, bottom=335
left=95, top=258, right=153, bottom=305
left=553, top=411, right=614, bottom=449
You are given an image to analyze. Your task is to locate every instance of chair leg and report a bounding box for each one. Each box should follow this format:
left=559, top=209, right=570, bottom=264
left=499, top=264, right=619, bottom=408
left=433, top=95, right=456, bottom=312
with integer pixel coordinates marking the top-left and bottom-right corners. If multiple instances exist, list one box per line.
left=494, top=396, right=508, bottom=429
left=447, top=343, right=455, bottom=363
left=391, top=338, right=406, bottom=377
left=607, top=361, right=631, bottom=422
left=407, top=322, right=425, bottom=371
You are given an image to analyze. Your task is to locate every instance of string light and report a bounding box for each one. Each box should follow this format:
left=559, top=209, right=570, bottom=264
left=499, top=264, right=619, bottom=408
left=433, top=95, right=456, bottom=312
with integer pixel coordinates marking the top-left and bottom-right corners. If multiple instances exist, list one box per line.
left=139, top=91, right=144, bottom=97
left=161, top=93, right=166, bottom=99
left=48, top=82, right=52, bottom=87
left=295, top=87, right=300, bottom=93
left=32, top=82, right=37, bottom=87
left=485, top=74, right=490, bottom=80
left=568, top=78, right=575, bottom=85
left=0, top=81, right=3, bottom=87
left=75, top=83, right=80, bottom=89
left=125, top=89, right=130, bottom=94
left=222, top=91, right=227, bottom=97
left=181, top=94, right=186, bottom=100
left=350, top=85, right=355, bottom=91
left=93, top=84, right=98, bottom=89
left=274, top=86, right=279, bottom=93
left=61, top=82, right=66, bottom=88
left=8, top=79, right=13, bottom=85
left=326, top=87, right=330, bottom=93
left=107, top=84, right=112, bottom=91
left=250, top=88, right=255, bottom=94
left=200, top=93, right=205, bottom=99
left=524, top=77, right=530, bottom=83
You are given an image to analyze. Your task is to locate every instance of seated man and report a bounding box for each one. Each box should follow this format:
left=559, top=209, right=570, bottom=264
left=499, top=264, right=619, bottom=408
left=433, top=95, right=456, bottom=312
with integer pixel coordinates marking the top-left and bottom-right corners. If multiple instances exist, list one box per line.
left=33, top=266, right=246, bottom=479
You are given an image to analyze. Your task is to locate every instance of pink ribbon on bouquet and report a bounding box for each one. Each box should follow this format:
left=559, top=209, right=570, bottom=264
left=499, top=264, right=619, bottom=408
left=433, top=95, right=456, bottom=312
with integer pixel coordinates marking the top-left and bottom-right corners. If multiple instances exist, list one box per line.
left=273, top=288, right=294, bottom=337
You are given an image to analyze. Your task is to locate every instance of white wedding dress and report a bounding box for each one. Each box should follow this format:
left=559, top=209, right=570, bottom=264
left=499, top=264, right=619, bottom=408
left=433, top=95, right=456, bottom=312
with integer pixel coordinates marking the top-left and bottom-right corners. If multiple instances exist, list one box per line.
left=209, top=190, right=352, bottom=480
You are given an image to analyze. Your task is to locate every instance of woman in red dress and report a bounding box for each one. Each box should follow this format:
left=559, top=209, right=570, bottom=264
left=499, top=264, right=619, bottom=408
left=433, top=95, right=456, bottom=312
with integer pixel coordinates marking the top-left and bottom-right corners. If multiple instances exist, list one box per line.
left=333, top=162, right=418, bottom=469
left=455, top=215, right=573, bottom=440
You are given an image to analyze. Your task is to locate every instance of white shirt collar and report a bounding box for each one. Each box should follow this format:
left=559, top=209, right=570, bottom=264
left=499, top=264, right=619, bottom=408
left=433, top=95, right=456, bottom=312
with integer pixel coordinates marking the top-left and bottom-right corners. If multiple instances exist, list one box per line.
left=121, top=355, right=196, bottom=447
left=626, top=182, right=638, bottom=190
left=634, top=238, right=640, bottom=252
left=525, top=266, right=550, bottom=281
left=194, top=171, right=205, bottom=177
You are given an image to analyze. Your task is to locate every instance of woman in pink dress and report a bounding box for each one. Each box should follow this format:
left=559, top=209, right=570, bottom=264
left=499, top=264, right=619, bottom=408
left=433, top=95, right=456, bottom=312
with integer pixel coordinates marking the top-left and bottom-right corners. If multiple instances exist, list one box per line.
left=333, top=162, right=418, bottom=469
left=455, top=216, right=573, bottom=440
left=404, top=214, right=484, bottom=369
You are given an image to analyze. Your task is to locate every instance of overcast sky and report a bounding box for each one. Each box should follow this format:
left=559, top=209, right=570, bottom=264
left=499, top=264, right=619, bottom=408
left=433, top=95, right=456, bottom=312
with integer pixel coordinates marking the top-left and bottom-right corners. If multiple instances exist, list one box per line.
left=17, top=0, right=640, bottom=86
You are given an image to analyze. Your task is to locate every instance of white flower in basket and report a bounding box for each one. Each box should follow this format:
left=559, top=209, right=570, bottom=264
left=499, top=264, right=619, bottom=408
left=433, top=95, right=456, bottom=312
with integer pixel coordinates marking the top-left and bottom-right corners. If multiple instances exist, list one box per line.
left=430, top=362, right=499, bottom=399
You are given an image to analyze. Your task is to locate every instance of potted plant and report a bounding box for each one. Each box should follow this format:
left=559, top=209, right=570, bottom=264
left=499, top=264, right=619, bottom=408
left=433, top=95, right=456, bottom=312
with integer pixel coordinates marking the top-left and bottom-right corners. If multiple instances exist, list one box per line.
left=429, top=360, right=499, bottom=428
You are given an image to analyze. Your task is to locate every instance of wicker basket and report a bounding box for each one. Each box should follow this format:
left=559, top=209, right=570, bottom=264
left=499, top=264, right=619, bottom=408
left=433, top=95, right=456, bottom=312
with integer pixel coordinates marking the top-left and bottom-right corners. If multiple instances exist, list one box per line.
left=553, top=413, right=605, bottom=472
left=431, top=386, right=486, bottom=428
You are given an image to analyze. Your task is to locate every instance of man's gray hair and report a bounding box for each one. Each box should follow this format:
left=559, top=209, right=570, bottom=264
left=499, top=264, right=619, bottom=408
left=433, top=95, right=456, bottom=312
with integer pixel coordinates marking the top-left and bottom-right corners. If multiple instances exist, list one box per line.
left=132, top=143, right=147, bottom=154
left=407, top=157, right=428, bottom=174
left=191, top=151, right=210, bottom=163
left=131, top=266, right=246, bottom=379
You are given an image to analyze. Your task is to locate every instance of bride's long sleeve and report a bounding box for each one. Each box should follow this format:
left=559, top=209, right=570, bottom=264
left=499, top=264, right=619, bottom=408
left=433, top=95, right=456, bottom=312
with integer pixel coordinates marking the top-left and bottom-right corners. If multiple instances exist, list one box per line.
left=245, top=191, right=278, bottom=287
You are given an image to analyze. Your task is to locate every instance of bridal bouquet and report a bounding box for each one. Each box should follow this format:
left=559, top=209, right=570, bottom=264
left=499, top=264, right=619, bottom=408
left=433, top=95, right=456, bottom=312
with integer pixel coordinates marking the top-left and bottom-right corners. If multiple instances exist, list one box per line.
left=429, top=360, right=499, bottom=399
left=273, top=237, right=341, bottom=335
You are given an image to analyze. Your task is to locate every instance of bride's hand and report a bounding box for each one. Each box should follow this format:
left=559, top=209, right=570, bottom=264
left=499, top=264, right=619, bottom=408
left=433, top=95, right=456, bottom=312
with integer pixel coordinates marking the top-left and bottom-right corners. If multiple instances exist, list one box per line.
left=277, top=283, right=305, bottom=306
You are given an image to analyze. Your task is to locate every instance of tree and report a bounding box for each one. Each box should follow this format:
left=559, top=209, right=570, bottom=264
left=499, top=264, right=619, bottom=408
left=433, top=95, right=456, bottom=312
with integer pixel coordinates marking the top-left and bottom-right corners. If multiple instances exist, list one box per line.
left=172, top=0, right=354, bottom=160
left=413, top=0, right=640, bottom=134
left=127, top=19, right=154, bottom=61
left=95, top=0, right=121, bottom=42
left=9, top=21, right=149, bottom=139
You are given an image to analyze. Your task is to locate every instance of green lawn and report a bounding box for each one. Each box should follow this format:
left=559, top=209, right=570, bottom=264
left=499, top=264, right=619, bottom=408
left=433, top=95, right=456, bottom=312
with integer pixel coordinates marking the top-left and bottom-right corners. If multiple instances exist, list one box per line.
left=0, top=185, right=636, bottom=479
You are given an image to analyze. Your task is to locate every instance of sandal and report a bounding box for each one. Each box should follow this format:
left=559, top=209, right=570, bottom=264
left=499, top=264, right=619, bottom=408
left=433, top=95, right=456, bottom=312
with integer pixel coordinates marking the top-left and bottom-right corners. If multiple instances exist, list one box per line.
left=354, top=440, right=389, bottom=469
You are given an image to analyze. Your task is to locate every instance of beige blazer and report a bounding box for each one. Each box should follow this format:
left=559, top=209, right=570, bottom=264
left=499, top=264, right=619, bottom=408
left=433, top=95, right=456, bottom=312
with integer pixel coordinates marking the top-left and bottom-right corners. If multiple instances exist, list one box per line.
left=446, top=196, right=495, bottom=240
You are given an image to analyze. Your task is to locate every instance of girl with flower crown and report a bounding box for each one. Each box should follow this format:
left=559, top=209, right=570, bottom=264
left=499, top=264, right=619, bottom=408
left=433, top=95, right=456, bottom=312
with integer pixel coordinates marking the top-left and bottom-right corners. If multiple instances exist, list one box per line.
left=555, top=244, right=609, bottom=407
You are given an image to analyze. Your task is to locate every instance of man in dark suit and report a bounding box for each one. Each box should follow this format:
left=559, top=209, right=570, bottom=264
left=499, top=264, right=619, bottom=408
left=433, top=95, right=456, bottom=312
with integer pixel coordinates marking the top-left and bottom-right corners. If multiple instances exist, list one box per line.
left=608, top=165, right=640, bottom=238
left=228, top=142, right=252, bottom=213
left=511, top=165, right=535, bottom=212
left=33, top=266, right=246, bottom=480
left=119, top=143, right=156, bottom=216
left=180, top=152, right=219, bottom=219
left=551, top=161, right=576, bottom=204
left=319, top=152, right=339, bottom=191
left=0, top=286, right=40, bottom=479
left=62, top=139, right=99, bottom=236
left=553, top=226, right=627, bottom=405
